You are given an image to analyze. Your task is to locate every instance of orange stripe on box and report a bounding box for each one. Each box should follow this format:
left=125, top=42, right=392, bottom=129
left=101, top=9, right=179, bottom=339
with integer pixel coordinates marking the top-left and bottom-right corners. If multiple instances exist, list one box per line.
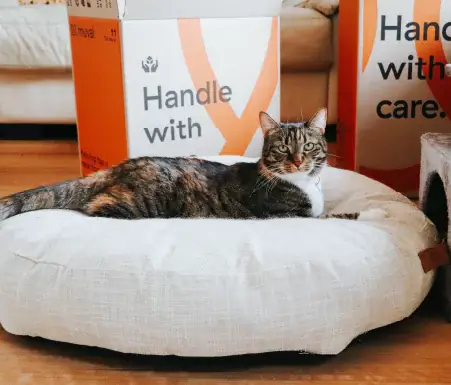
left=337, top=0, right=360, bottom=171
left=362, top=0, right=378, bottom=73
left=178, top=17, right=279, bottom=156
left=69, top=17, right=128, bottom=176
left=414, top=0, right=451, bottom=121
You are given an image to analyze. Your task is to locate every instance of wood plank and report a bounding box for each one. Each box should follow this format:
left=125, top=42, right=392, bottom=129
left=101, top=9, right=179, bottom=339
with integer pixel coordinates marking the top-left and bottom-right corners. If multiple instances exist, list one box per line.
left=0, top=140, right=80, bottom=196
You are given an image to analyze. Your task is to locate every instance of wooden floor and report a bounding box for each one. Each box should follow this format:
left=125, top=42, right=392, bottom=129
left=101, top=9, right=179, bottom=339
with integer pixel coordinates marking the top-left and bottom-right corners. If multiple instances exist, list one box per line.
left=0, top=140, right=81, bottom=197
left=1, top=140, right=451, bottom=384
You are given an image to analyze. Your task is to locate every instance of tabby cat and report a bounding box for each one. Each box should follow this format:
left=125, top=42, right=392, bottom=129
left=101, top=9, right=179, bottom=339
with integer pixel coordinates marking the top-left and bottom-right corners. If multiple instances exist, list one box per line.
left=0, top=108, right=383, bottom=222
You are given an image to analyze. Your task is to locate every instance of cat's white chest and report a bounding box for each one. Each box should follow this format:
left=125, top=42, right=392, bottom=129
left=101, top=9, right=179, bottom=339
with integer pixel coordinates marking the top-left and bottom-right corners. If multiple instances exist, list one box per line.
left=280, top=173, right=324, bottom=217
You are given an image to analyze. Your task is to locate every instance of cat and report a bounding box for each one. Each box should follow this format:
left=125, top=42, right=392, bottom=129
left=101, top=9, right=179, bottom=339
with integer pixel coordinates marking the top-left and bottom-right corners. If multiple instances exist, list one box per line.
left=0, top=108, right=384, bottom=222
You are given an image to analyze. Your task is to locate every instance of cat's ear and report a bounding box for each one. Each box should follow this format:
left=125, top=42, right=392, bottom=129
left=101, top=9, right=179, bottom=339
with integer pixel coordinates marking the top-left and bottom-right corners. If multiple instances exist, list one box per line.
left=259, top=111, right=280, bottom=135
left=308, top=108, right=327, bottom=134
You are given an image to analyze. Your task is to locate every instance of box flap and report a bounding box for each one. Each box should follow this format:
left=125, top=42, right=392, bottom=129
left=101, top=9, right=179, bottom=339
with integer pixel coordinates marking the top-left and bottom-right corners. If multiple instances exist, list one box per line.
left=68, top=0, right=282, bottom=20
left=66, top=0, right=119, bottom=19
left=122, top=0, right=283, bottom=20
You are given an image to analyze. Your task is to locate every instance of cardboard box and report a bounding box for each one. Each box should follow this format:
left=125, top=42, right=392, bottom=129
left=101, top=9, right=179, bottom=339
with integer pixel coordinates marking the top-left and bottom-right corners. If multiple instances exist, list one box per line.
left=337, top=0, right=451, bottom=197
left=66, top=0, right=282, bottom=176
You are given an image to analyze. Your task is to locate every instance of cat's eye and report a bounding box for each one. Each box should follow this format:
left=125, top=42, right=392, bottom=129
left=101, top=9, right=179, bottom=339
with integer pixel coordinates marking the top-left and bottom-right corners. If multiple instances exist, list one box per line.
left=304, top=142, right=314, bottom=151
left=278, top=145, right=289, bottom=153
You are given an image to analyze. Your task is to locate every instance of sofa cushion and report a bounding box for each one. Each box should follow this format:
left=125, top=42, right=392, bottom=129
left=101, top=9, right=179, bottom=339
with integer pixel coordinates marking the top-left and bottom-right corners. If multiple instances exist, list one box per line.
left=0, top=70, right=76, bottom=123
left=281, top=71, right=329, bottom=122
left=0, top=0, right=21, bottom=5
left=282, top=0, right=339, bottom=17
left=281, top=7, right=333, bottom=72
left=0, top=4, right=71, bottom=69
left=0, top=3, right=333, bottom=73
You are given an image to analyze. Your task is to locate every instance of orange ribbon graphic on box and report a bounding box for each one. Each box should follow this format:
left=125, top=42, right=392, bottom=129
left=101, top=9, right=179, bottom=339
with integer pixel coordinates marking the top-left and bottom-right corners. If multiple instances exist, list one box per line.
left=414, top=0, right=451, bottom=121
left=178, top=18, right=279, bottom=155
left=362, top=0, right=378, bottom=73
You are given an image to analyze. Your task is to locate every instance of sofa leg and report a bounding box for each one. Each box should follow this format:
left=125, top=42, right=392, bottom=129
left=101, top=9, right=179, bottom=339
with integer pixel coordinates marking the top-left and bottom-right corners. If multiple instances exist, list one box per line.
left=0, top=124, right=77, bottom=140
left=324, top=124, right=336, bottom=143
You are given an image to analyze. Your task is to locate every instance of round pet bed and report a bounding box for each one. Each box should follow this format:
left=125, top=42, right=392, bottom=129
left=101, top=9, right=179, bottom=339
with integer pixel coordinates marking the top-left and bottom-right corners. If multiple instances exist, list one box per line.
left=0, top=157, right=438, bottom=357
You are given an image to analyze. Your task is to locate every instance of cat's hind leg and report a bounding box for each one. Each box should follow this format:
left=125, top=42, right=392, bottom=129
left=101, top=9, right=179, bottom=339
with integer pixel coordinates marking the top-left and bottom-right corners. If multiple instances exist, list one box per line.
left=82, top=186, right=143, bottom=220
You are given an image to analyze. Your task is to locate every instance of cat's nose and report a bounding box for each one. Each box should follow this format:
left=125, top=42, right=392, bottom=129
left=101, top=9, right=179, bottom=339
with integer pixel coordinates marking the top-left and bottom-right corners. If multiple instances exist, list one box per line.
left=293, top=157, right=303, bottom=167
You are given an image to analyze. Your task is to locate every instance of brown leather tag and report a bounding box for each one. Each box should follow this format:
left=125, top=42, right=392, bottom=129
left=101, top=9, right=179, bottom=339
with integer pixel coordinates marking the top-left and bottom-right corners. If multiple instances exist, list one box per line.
left=419, top=242, right=451, bottom=273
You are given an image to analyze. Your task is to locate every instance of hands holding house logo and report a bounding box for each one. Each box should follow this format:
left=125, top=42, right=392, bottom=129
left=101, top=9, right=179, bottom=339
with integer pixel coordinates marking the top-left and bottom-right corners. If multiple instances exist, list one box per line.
left=142, top=56, right=159, bottom=73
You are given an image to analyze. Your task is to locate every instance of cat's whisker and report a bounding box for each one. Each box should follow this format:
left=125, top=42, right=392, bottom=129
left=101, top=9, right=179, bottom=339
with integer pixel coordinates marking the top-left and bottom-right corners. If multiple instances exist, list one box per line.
left=265, top=175, right=278, bottom=190
left=263, top=174, right=277, bottom=190
left=268, top=177, right=280, bottom=195
left=253, top=179, right=268, bottom=191
left=253, top=173, right=274, bottom=193
left=252, top=169, right=281, bottom=195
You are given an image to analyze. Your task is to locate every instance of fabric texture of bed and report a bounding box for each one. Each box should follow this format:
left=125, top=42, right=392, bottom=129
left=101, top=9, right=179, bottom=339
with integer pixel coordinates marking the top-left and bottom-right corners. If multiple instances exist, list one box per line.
left=0, top=159, right=438, bottom=357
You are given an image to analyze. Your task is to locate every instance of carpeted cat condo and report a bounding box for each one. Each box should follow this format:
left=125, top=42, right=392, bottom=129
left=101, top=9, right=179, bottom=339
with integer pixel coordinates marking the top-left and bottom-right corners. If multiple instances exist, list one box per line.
left=420, top=133, right=451, bottom=321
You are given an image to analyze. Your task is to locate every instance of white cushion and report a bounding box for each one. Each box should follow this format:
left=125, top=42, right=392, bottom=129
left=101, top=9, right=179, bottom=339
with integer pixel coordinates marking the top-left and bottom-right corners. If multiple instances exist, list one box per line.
left=0, top=5, right=71, bottom=69
left=0, top=158, right=438, bottom=356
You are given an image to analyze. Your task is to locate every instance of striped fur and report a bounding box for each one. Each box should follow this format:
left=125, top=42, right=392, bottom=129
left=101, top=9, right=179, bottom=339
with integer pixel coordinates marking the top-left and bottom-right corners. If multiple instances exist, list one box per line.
left=0, top=108, right=367, bottom=221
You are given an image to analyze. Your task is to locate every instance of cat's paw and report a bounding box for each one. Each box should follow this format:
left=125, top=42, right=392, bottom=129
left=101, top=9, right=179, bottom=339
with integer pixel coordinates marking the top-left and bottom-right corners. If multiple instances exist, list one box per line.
left=358, top=208, right=387, bottom=221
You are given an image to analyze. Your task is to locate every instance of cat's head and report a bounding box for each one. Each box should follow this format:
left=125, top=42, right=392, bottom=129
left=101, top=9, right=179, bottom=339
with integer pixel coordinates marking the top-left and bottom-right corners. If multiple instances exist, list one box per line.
left=259, top=108, right=328, bottom=177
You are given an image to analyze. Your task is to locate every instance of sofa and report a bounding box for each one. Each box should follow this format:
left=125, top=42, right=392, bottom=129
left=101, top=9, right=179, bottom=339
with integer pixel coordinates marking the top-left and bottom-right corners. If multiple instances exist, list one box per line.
left=281, top=0, right=338, bottom=124
left=0, top=0, right=339, bottom=125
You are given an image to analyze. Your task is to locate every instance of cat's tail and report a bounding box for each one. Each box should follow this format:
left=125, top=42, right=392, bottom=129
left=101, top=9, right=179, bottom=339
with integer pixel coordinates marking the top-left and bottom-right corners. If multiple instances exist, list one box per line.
left=0, top=169, right=113, bottom=221
left=322, top=208, right=387, bottom=221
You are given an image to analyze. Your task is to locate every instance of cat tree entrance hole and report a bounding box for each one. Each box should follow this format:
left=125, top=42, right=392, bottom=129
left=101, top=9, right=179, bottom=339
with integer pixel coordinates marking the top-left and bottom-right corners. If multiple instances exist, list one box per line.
left=423, top=172, right=449, bottom=241
left=421, top=172, right=449, bottom=317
